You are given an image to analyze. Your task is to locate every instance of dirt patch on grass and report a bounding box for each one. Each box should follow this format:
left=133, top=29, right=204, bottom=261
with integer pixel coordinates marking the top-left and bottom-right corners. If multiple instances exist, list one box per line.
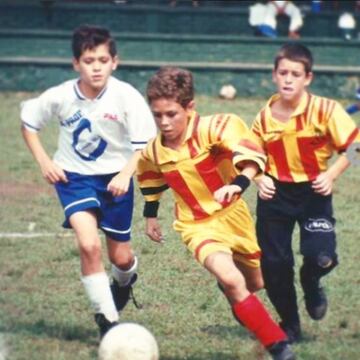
left=0, top=180, right=53, bottom=202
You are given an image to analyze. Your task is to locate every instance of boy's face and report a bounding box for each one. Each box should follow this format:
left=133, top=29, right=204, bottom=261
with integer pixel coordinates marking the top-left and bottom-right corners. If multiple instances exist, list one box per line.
left=272, top=58, right=313, bottom=103
left=73, top=44, right=118, bottom=97
left=150, top=98, right=194, bottom=145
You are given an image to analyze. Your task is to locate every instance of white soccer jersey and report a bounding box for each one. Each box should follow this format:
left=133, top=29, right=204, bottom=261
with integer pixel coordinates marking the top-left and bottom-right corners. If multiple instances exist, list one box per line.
left=21, top=76, right=156, bottom=175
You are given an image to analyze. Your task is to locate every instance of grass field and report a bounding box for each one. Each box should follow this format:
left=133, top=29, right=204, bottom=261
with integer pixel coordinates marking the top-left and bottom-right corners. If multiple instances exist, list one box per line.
left=0, top=92, right=359, bottom=360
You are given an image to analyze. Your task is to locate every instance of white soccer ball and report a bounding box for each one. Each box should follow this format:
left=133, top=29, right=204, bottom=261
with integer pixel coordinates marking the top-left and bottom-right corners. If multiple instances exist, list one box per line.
left=98, top=323, right=159, bottom=360
left=219, top=84, right=237, bottom=100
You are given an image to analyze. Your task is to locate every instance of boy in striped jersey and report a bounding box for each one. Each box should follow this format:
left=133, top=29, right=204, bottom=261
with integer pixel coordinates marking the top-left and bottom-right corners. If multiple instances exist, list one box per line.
left=21, top=25, right=156, bottom=337
left=137, top=66, right=295, bottom=360
left=251, top=43, right=360, bottom=343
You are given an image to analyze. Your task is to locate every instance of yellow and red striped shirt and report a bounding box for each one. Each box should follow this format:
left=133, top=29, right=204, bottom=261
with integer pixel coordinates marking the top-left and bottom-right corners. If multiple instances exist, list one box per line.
left=137, top=111, right=266, bottom=222
left=251, top=92, right=360, bottom=182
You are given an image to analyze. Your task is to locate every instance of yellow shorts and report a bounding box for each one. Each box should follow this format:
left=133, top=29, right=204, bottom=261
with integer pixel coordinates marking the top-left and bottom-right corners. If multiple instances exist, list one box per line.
left=173, top=199, right=261, bottom=268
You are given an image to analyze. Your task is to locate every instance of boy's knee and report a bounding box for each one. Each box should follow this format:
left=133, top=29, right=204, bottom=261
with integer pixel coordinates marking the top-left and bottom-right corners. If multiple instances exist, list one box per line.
left=303, top=253, right=338, bottom=276
left=109, top=250, right=135, bottom=270
left=79, top=241, right=102, bottom=261
left=220, top=271, right=247, bottom=294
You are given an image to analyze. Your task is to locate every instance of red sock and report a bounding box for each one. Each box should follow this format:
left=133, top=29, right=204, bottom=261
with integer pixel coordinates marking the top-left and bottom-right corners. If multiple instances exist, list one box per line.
left=232, top=294, right=287, bottom=347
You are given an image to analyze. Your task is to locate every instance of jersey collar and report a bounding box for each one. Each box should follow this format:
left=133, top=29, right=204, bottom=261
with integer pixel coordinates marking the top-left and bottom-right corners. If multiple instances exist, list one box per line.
left=73, top=79, right=108, bottom=100
left=266, top=92, right=311, bottom=118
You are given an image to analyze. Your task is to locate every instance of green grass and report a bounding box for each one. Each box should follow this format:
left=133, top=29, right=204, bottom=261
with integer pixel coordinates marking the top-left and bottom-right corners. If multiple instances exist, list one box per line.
left=0, top=92, right=359, bottom=359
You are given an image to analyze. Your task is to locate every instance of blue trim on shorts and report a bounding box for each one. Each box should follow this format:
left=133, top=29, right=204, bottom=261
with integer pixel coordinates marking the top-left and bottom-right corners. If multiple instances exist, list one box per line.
left=54, top=171, right=134, bottom=242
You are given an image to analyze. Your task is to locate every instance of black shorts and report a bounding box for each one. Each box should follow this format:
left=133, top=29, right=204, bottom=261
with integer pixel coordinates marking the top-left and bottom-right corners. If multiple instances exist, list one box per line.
left=256, top=177, right=337, bottom=265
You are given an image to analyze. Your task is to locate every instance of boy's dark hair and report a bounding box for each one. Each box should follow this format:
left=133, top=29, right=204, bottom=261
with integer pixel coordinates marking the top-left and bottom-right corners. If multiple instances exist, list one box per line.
left=274, top=43, right=313, bottom=74
left=72, top=24, right=117, bottom=59
left=147, top=67, right=194, bottom=108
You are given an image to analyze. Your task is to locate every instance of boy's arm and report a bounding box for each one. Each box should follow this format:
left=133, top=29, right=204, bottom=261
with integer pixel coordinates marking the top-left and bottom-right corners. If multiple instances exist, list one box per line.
left=137, top=148, right=168, bottom=243
left=312, top=154, right=350, bottom=196
left=214, top=161, right=259, bottom=204
left=107, top=150, right=142, bottom=197
left=317, top=100, right=360, bottom=195
left=21, top=126, right=67, bottom=184
left=213, top=115, right=267, bottom=204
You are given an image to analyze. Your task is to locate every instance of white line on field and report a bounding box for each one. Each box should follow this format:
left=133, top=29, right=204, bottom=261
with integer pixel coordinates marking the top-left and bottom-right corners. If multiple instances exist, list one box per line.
left=0, top=232, right=74, bottom=239
left=0, top=334, right=8, bottom=360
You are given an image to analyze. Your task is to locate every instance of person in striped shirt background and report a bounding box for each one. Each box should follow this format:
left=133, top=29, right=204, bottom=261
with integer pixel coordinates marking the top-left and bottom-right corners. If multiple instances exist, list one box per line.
left=137, top=66, right=295, bottom=360
left=251, top=43, right=360, bottom=344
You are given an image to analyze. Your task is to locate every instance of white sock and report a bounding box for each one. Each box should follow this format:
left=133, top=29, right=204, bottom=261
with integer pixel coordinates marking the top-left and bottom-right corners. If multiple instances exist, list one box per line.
left=111, top=256, right=138, bottom=287
left=81, top=272, right=119, bottom=322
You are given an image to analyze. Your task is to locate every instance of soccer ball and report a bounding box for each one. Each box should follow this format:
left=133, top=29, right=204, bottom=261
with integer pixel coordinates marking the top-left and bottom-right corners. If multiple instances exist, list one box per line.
left=98, top=323, right=159, bottom=360
left=219, top=84, right=237, bottom=100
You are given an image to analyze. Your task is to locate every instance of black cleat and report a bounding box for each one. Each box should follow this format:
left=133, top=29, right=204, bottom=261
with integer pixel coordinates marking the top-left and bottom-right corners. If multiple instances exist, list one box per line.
left=267, top=341, right=296, bottom=360
left=111, top=273, right=140, bottom=311
left=279, top=321, right=302, bottom=344
left=300, top=271, right=328, bottom=320
left=94, top=313, right=118, bottom=339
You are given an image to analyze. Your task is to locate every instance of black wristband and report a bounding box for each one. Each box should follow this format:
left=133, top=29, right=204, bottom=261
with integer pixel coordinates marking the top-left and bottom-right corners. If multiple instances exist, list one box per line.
left=230, top=175, right=250, bottom=194
left=143, top=201, right=160, bottom=218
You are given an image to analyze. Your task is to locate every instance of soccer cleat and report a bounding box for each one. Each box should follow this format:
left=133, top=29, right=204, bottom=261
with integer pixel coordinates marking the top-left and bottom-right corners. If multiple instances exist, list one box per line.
left=94, top=313, right=119, bottom=339
left=111, top=273, right=140, bottom=311
left=303, top=285, right=328, bottom=320
left=267, top=341, right=296, bottom=360
left=300, top=270, right=328, bottom=320
left=279, top=321, right=302, bottom=344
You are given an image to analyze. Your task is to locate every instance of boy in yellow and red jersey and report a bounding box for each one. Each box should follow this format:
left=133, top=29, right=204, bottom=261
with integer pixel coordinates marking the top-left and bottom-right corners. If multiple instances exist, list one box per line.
left=137, top=67, right=296, bottom=360
left=251, top=43, right=360, bottom=343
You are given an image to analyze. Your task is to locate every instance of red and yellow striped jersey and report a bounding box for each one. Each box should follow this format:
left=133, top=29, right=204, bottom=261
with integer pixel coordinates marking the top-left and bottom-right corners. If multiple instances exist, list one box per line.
left=251, top=92, right=360, bottom=182
left=137, top=111, right=266, bottom=222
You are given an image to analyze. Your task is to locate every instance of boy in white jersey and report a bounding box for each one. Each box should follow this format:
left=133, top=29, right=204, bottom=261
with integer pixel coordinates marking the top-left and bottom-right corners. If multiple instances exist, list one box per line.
left=20, top=24, right=156, bottom=337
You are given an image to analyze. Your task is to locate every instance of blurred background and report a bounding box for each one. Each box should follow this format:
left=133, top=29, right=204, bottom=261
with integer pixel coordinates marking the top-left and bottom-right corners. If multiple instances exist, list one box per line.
left=0, top=0, right=359, bottom=98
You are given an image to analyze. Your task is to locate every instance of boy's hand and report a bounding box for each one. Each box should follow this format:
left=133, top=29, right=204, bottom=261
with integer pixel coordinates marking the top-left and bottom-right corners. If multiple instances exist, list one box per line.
left=40, top=159, right=67, bottom=184
left=312, top=172, right=334, bottom=196
left=107, top=172, right=131, bottom=197
left=255, top=175, right=276, bottom=200
left=214, top=184, right=241, bottom=205
left=145, top=218, right=164, bottom=243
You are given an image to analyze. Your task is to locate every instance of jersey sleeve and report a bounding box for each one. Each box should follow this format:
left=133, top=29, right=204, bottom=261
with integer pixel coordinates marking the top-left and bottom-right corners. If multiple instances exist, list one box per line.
left=124, top=86, right=157, bottom=151
left=250, top=111, right=266, bottom=149
left=210, top=114, right=266, bottom=173
left=137, top=145, right=169, bottom=203
left=327, top=101, right=360, bottom=152
left=20, top=86, right=60, bottom=132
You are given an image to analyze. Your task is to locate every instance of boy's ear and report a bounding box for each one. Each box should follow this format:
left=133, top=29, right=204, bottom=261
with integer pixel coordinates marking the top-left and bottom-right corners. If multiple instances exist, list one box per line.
left=112, top=55, right=119, bottom=71
left=72, top=57, right=80, bottom=72
left=186, top=100, right=195, bottom=112
left=305, top=71, right=313, bottom=86
left=272, top=69, right=276, bottom=83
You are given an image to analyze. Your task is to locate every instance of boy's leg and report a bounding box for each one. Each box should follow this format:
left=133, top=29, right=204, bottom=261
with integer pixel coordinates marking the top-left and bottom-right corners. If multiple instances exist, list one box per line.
left=204, top=252, right=294, bottom=359
left=70, top=211, right=119, bottom=337
left=234, top=261, right=264, bottom=293
left=299, top=193, right=338, bottom=320
left=100, top=177, right=138, bottom=311
left=106, top=238, right=139, bottom=311
left=256, top=213, right=302, bottom=344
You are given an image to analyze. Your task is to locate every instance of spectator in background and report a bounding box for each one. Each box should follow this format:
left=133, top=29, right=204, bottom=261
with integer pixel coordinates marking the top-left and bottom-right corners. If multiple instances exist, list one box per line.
left=170, top=0, right=199, bottom=7
left=311, top=1, right=322, bottom=13
left=249, top=1, right=303, bottom=39
left=346, top=87, right=360, bottom=114
left=337, top=11, right=357, bottom=40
